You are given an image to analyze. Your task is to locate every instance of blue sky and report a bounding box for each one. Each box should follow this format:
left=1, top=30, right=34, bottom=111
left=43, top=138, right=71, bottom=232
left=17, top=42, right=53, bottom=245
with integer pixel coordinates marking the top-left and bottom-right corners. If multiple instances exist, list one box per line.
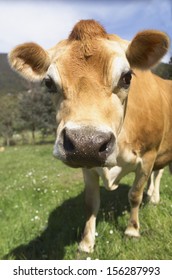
left=0, top=0, right=172, bottom=62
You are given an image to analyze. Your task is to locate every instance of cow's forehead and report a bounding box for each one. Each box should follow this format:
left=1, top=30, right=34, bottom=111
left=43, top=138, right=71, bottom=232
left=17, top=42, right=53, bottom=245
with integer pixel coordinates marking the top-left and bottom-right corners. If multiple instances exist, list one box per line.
left=48, top=36, right=130, bottom=89
left=51, top=36, right=128, bottom=62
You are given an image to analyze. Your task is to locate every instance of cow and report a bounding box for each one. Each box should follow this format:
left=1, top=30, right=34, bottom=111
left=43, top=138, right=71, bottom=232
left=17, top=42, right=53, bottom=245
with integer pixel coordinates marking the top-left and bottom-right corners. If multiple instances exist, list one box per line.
left=9, top=20, right=172, bottom=253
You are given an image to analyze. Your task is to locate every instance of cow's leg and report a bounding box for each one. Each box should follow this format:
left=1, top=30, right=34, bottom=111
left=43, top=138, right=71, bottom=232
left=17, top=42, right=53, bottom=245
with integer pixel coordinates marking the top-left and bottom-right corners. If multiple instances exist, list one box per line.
left=79, top=168, right=100, bottom=253
left=125, top=154, right=155, bottom=237
left=125, top=170, right=145, bottom=237
left=96, top=166, right=122, bottom=190
left=147, top=169, right=164, bottom=204
left=96, top=166, right=133, bottom=191
left=147, top=171, right=155, bottom=197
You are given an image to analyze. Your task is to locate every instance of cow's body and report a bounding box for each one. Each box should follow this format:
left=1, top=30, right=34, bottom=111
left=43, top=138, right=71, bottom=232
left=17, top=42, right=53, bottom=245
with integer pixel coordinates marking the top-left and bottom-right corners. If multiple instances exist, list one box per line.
left=97, top=70, right=172, bottom=188
left=9, top=20, right=171, bottom=253
left=119, top=70, right=172, bottom=171
left=83, top=69, right=172, bottom=249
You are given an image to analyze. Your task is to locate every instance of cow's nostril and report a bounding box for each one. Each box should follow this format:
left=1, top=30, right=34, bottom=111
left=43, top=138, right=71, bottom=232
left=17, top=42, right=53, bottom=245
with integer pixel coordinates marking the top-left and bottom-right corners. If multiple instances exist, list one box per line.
left=99, top=141, right=109, bottom=153
left=63, top=129, right=75, bottom=152
left=98, top=134, right=115, bottom=156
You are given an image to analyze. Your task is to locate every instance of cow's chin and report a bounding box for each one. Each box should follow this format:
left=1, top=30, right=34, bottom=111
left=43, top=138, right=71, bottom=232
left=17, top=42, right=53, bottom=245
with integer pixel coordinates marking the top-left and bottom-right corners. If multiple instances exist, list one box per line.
left=61, top=160, right=115, bottom=169
left=59, top=158, right=117, bottom=169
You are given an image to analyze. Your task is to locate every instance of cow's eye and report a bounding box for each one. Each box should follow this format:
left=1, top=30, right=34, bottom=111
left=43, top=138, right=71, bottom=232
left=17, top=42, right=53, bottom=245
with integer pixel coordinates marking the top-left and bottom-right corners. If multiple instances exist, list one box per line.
left=43, top=76, right=57, bottom=93
left=119, top=70, right=132, bottom=89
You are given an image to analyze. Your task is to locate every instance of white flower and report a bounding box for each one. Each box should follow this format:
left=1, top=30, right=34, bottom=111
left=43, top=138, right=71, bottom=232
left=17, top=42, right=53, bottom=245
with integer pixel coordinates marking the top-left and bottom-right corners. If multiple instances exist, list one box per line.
left=31, top=216, right=40, bottom=221
left=95, top=232, right=99, bottom=237
left=26, top=171, right=33, bottom=177
left=34, top=215, right=40, bottom=220
left=86, top=257, right=91, bottom=260
left=109, top=230, right=113, bottom=234
left=32, top=179, right=36, bottom=185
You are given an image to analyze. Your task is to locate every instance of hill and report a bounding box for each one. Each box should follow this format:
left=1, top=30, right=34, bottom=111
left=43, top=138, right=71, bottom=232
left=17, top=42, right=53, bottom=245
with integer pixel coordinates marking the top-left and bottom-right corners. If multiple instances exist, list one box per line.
left=152, top=62, right=172, bottom=79
left=0, top=53, right=29, bottom=94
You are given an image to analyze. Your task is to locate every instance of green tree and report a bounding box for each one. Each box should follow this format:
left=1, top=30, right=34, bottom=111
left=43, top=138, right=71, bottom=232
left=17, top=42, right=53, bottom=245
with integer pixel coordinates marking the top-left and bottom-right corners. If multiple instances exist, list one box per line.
left=0, top=94, right=19, bottom=146
left=18, top=83, right=56, bottom=144
left=152, top=62, right=172, bottom=80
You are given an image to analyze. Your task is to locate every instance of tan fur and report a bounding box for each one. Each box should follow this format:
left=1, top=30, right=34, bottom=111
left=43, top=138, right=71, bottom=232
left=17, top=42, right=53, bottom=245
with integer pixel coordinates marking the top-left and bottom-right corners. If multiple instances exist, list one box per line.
left=8, top=20, right=171, bottom=253
left=118, top=70, right=172, bottom=169
left=69, top=19, right=107, bottom=41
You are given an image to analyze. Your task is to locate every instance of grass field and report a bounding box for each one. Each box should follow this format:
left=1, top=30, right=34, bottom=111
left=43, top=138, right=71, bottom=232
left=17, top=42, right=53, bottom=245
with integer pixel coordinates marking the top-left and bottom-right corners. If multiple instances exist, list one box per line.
left=0, top=145, right=172, bottom=260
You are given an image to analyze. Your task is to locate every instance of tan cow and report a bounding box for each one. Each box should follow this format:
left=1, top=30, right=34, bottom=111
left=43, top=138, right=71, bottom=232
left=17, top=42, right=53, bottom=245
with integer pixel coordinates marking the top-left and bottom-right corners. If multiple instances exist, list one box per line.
left=9, top=20, right=172, bottom=253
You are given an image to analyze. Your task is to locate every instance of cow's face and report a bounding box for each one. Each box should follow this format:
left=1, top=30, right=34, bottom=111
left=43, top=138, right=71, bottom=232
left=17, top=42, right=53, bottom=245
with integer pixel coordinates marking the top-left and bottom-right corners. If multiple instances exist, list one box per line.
left=45, top=36, right=132, bottom=168
left=9, top=20, right=169, bottom=168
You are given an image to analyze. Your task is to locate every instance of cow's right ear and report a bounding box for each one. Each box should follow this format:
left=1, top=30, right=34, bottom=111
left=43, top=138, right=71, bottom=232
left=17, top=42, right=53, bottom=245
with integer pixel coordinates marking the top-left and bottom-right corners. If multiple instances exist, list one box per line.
left=8, top=42, right=51, bottom=81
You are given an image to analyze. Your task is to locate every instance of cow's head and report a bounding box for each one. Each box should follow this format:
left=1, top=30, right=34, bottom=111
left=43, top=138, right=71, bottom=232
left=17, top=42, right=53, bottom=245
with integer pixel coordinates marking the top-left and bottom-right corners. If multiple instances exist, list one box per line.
left=9, top=20, right=169, bottom=168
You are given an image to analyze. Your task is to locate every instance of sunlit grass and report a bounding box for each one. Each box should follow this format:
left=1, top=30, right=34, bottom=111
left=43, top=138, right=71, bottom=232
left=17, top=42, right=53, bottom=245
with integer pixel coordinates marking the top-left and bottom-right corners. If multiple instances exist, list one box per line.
left=0, top=145, right=171, bottom=260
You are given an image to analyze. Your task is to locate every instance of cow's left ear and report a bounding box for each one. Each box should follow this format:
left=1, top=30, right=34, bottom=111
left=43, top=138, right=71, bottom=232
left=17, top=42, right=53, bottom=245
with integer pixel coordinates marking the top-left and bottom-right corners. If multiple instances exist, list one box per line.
left=8, top=42, right=51, bottom=81
left=126, top=30, right=170, bottom=69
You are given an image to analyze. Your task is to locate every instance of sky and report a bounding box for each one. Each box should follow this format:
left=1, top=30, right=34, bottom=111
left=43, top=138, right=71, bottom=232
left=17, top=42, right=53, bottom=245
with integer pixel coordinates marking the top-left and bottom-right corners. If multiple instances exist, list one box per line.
left=0, top=0, right=172, bottom=62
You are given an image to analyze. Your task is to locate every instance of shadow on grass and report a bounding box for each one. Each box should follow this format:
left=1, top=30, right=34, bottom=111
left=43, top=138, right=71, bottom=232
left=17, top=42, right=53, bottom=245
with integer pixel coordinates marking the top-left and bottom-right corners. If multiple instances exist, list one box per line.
left=5, top=183, right=133, bottom=260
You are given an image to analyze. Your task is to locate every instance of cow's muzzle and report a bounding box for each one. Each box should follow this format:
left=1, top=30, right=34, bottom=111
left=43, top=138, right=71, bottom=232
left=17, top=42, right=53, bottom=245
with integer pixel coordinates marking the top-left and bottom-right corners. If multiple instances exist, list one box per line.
left=53, top=125, right=115, bottom=168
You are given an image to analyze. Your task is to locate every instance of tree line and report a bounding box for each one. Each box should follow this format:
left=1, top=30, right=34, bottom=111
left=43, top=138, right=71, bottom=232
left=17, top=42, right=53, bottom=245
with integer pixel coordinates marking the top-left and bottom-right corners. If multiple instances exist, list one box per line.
left=0, top=82, right=57, bottom=146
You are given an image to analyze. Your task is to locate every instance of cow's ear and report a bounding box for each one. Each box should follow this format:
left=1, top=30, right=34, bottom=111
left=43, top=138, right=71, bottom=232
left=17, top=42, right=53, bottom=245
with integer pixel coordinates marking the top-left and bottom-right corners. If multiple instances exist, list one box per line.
left=126, top=30, right=170, bottom=69
left=8, top=42, right=51, bottom=80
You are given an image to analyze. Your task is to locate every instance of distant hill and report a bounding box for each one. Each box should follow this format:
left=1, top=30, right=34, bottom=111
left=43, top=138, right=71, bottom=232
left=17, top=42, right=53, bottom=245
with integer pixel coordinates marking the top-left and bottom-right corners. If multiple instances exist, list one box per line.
left=152, top=62, right=172, bottom=80
left=0, top=53, right=172, bottom=96
left=0, top=53, right=29, bottom=94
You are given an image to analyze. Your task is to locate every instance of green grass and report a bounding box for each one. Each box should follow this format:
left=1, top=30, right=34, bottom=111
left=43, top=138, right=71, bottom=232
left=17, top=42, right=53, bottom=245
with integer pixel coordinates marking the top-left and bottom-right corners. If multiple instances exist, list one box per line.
left=0, top=145, right=172, bottom=260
